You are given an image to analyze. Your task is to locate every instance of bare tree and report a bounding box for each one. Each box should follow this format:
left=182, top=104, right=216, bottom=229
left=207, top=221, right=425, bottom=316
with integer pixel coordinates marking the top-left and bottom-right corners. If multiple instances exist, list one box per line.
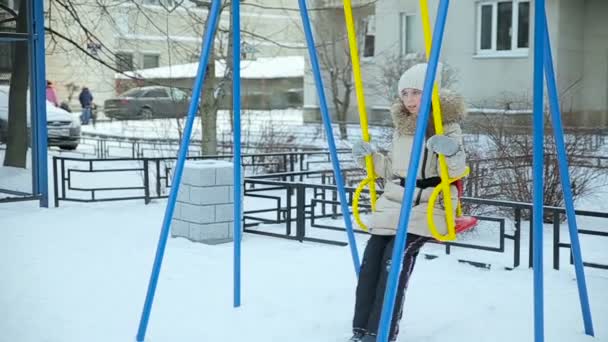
left=373, top=51, right=458, bottom=104
left=44, top=0, right=302, bottom=155
left=470, top=110, right=606, bottom=221
left=311, top=5, right=355, bottom=140
left=1, top=0, right=311, bottom=164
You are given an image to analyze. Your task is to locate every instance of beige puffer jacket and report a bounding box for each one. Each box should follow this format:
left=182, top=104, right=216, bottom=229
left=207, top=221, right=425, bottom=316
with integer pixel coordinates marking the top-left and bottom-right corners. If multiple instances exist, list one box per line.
left=364, top=90, right=468, bottom=238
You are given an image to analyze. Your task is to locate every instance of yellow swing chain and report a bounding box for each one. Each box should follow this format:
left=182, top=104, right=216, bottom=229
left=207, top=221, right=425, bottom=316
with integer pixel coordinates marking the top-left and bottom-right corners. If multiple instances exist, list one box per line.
left=420, top=0, right=469, bottom=241
left=343, top=0, right=377, bottom=232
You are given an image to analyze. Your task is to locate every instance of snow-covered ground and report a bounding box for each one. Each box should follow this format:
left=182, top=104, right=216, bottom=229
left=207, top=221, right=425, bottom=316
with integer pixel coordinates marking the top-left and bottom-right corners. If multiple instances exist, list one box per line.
left=1, top=191, right=607, bottom=342
left=0, top=165, right=32, bottom=195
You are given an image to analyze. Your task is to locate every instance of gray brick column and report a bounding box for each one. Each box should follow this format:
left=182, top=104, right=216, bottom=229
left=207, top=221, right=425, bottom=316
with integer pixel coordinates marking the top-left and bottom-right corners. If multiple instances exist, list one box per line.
left=171, top=160, right=241, bottom=245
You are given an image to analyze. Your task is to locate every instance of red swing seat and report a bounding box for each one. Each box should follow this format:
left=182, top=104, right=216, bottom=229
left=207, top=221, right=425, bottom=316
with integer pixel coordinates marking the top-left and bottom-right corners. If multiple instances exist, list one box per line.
left=453, top=179, right=478, bottom=234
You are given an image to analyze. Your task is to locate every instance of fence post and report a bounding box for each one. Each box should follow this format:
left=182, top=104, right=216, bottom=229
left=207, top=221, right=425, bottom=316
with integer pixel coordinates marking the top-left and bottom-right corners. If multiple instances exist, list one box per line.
left=322, top=175, right=327, bottom=216
left=282, top=154, right=288, bottom=173
left=286, top=185, right=292, bottom=236
left=102, top=140, right=108, bottom=159
left=61, top=159, right=66, bottom=200
left=299, top=153, right=305, bottom=177
left=296, top=183, right=306, bottom=242
left=53, top=157, right=59, bottom=207
left=143, top=159, right=150, bottom=205
left=514, top=208, right=521, bottom=268
left=553, top=211, right=560, bottom=270
left=332, top=185, right=338, bottom=219
left=289, top=153, right=295, bottom=182
left=529, top=210, right=534, bottom=268
left=155, top=160, right=161, bottom=197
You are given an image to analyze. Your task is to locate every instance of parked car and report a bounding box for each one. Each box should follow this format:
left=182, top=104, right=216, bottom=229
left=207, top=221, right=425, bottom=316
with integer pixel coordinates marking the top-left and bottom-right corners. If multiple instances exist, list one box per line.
left=0, top=85, right=81, bottom=150
left=104, top=86, right=190, bottom=120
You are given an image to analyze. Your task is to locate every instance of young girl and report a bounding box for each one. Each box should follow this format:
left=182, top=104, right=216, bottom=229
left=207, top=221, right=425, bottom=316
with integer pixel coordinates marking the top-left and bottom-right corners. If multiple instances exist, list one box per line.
left=349, top=63, right=468, bottom=341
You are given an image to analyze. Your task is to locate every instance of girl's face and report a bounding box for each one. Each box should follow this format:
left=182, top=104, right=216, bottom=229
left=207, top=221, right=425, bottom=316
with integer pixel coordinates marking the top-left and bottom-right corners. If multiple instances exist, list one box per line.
left=400, top=88, right=422, bottom=115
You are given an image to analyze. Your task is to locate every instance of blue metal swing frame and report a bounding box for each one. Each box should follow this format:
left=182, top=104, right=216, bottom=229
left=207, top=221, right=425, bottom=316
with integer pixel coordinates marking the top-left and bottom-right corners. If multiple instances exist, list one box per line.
left=135, top=1, right=594, bottom=342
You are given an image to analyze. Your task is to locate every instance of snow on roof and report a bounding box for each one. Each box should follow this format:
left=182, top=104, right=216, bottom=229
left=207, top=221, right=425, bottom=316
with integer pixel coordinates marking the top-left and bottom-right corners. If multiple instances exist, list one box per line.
left=116, top=55, right=304, bottom=80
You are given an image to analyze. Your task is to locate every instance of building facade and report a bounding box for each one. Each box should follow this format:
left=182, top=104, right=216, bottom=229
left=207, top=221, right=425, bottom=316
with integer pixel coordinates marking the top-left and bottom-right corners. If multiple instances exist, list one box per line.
left=304, top=0, right=608, bottom=128
left=43, top=0, right=306, bottom=108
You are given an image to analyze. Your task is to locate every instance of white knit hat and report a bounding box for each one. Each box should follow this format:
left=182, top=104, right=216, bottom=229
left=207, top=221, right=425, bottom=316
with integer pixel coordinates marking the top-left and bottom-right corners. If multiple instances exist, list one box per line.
left=397, top=62, right=443, bottom=95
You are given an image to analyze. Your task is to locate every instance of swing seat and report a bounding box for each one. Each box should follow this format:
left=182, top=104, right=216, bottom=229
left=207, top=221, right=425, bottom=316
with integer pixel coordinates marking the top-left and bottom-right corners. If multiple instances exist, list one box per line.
left=453, top=179, right=478, bottom=234
left=455, top=216, right=478, bottom=233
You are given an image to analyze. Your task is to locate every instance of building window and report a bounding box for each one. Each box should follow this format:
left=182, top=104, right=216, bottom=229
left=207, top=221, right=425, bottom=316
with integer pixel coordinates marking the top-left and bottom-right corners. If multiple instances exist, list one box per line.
left=476, top=0, right=530, bottom=56
left=115, top=13, right=129, bottom=35
left=142, top=54, right=160, bottom=69
left=116, top=52, right=134, bottom=72
left=362, top=15, right=375, bottom=58
left=142, top=0, right=174, bottom=6
left=399, top=13, right=416, bottom=56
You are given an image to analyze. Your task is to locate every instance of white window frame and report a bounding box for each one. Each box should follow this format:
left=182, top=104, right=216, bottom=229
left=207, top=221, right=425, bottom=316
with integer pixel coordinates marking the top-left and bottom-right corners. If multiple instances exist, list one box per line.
left=475, top=0, right=530, bottom=58
left=399, top=13, right=416, bottom=56
left=141, top=53, right=160, bottom=69
left=361, top=14, right=376, bottom=60
left=115, top=12, right=129, bottom=35
left=142, top=0, right=175, bottom=8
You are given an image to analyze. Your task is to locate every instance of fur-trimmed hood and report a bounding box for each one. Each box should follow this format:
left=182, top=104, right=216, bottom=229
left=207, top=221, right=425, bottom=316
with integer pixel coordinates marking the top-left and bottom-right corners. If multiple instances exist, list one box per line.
left=390, top=89, right=467, bottom=135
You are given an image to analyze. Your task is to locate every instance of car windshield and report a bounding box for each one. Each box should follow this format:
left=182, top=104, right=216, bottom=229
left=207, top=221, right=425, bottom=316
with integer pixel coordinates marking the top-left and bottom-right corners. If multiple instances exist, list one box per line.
left=119, top=88, right=145, bottom=97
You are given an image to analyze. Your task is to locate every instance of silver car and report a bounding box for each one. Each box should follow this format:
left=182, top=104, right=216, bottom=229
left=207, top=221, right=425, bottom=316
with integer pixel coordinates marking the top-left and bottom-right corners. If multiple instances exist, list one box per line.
left=104, top=86, right=190, bottom=120
left=0, top=85, right=81, bottom=150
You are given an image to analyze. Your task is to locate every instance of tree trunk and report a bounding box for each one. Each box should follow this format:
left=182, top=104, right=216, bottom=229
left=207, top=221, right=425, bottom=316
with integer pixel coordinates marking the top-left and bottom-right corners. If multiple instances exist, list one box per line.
left=201, top=47, right=218, bottom=155
left=338, top=86, right=351, bottom=140
left=226, top=5, right=234, bottom=134
left=199, top=3, right=223, bottom=155
left=3, top=0, right=30, bottom=168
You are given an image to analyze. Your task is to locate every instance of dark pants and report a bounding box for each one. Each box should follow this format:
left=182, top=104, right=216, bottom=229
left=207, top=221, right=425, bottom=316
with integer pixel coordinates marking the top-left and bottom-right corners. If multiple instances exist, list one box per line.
left=353, top=233, right=429, bottom=340
left=80, top=106, right=92, bottom=125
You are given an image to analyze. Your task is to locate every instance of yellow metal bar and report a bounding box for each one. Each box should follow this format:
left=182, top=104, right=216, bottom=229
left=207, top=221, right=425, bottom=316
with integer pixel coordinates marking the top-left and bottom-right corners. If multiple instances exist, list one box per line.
left=343, top=0, right=377, bottom=229
left=420, top=0, right=456, bottom=241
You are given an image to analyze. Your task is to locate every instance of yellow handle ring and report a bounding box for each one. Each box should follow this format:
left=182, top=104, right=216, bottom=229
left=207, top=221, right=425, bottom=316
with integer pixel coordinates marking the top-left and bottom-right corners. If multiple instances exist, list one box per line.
left=426, top=167, right=470, bottom=242
left=353, top=176, right=377, bottom=232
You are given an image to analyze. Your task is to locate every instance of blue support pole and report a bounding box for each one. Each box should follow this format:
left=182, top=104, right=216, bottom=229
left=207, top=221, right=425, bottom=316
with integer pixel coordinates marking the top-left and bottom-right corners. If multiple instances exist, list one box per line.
left=232, top=0, right=243, bottom=309
left=31, top=0, right=49, bottom=207
left=135, top=0, right=222, bottom=340
left=532, top=0, right=546, bottom=341
left=541, top=9, right=594, bottom=336
left=297, top=0, right=361, bottom=275
left=376, top=1, right=450, bottom=341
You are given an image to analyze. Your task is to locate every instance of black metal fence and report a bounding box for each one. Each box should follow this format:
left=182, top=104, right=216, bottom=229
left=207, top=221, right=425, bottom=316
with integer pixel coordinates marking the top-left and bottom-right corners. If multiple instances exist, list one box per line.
left=51, top=153, right=607, bottom=270
left=71, top=132, right=345, bottom=159
left=241, top=175, right=607, bottom=270
left=52, top=151, right=356, bottom=206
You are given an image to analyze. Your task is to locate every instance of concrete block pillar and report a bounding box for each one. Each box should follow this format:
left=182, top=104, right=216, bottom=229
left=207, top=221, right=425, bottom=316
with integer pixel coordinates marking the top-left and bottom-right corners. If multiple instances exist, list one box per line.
left=171, top=160, right=241, bottom=245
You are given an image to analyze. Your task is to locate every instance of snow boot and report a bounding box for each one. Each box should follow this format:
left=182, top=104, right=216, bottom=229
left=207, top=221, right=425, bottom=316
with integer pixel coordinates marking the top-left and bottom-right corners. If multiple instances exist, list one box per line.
left=348, top=330, right=366, bottom=341
left=360, top=335, right=377, bottom=342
